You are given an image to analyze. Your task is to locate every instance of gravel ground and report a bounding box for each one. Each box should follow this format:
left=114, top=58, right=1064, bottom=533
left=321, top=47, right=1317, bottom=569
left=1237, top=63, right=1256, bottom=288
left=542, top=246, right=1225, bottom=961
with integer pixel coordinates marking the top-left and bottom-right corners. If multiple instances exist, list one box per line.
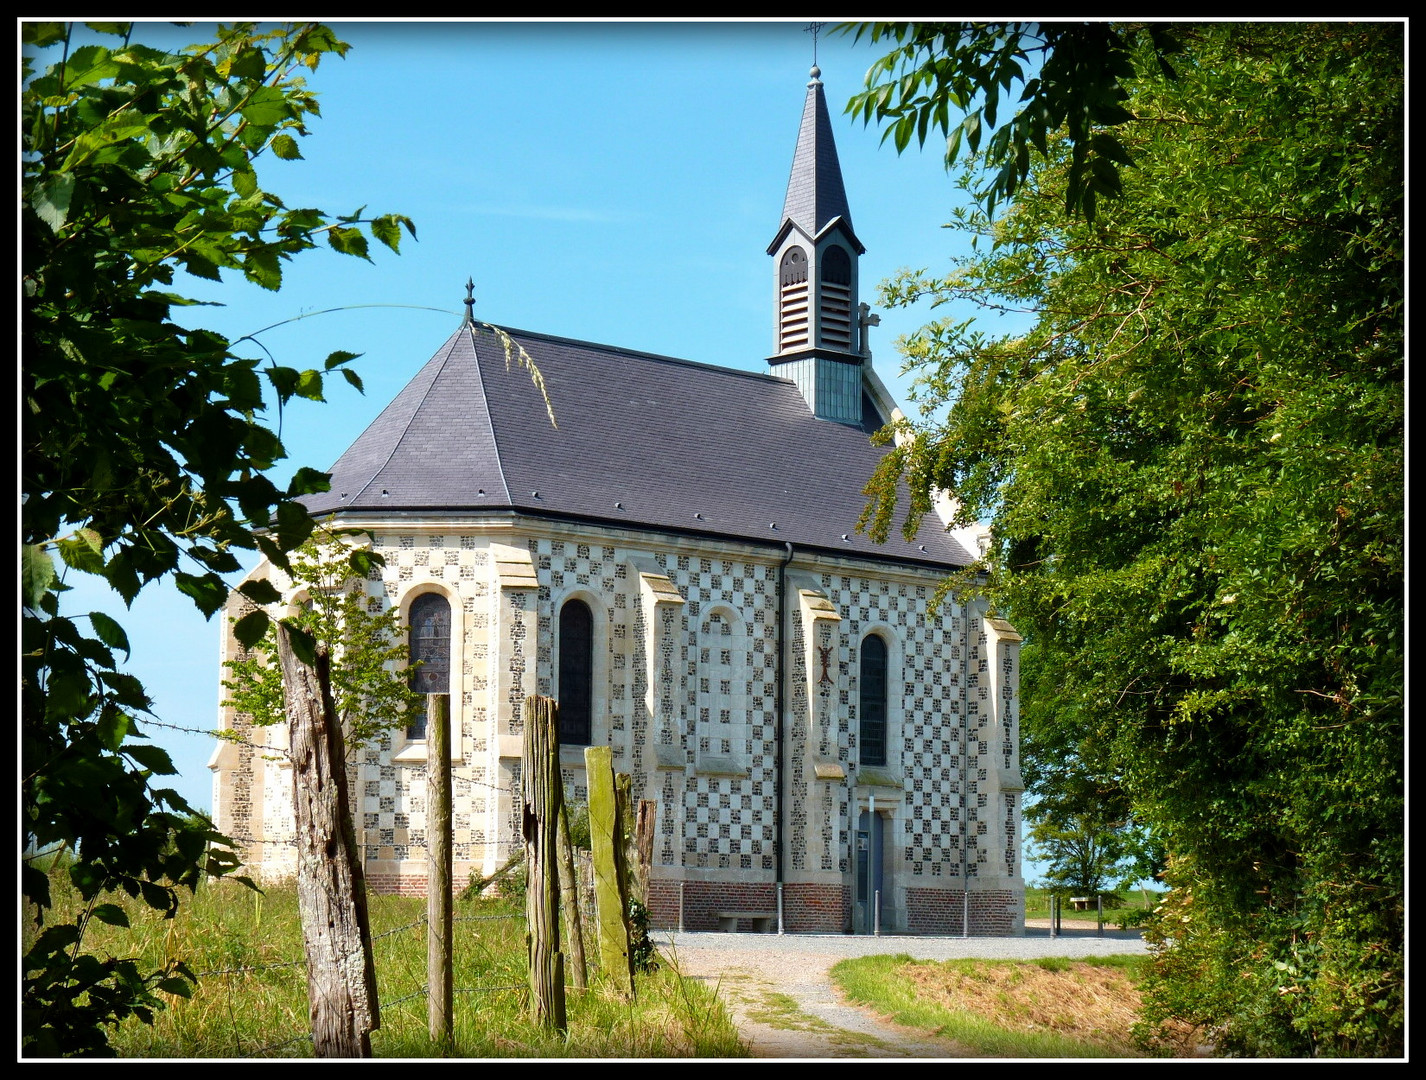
left=657, top=923, right=1149, bottom=1059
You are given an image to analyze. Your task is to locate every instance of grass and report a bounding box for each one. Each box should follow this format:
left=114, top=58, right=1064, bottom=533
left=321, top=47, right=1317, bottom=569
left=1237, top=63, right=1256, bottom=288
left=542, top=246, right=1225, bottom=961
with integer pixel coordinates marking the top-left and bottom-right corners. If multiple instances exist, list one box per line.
left=830, top=953, right=1194, bottom=1058
left=24, top=870, right=745, bottom=1058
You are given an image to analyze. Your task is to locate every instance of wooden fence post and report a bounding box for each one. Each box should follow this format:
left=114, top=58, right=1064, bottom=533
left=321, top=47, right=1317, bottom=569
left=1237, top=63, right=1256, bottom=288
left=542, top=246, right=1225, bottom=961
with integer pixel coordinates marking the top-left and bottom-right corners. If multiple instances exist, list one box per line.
left=522, top=695, right=566, bottom=1031
left=278, top=625, right=379, bottom=1058
left=426, top=693, right=452, bottom=1051
left=557, top=803, right=588, bottom=989
left=632, top=799, right=657, bottom=906
left=584, top=745, right=634, bottom=1000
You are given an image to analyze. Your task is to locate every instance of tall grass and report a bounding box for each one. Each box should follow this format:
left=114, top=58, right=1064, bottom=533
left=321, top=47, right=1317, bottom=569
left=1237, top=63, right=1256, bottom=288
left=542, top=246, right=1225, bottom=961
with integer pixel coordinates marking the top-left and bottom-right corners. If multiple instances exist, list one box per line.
left=24, top=870, right=744, bottom=1058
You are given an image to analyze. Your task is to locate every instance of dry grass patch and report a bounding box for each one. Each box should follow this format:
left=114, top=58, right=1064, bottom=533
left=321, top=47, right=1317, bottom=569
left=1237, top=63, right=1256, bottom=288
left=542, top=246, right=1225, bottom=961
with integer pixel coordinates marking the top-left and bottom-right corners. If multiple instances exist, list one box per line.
left=903, top=959, right=1142, bottom=1052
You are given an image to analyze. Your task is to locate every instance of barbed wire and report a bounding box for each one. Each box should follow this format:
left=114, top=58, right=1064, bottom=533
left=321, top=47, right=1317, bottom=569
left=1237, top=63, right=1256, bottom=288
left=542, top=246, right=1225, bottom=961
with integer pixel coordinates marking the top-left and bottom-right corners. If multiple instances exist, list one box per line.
left=454, top=912, right=523, bottom=924
left=207, top=910, right=534, bottom=1057
left=193, top=957, right=308, bottom=978
left=190, top=909, right=520, bottom=983
left=243, top=1030, right=314, bottom=1058
left=372, top=915, right=427, bottom=941
left=377, top=988, right=429, bottom=1011
left=143, top=713, right=520, bottom=801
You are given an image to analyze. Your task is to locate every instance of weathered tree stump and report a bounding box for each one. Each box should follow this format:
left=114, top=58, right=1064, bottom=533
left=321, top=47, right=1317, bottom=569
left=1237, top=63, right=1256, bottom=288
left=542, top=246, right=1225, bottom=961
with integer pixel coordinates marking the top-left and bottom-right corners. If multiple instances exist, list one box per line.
left=278, top=624, right=379, bottom=1058
left=522, top=695, right=566, bottom=1031
left=632, top=798, right=657, bottom=906
left=557, top=802, right=588, bottom=990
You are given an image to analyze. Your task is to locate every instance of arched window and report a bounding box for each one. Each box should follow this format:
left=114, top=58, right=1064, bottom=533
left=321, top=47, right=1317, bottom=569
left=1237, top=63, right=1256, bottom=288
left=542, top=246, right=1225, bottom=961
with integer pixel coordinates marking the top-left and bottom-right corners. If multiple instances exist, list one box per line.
left=558, top=599, right=593, bottom=745
left=859, top=634, right=888, bottom=766
left=407, top=592, right=451, bottom=740
left=821, top=244, right=851, bottom=285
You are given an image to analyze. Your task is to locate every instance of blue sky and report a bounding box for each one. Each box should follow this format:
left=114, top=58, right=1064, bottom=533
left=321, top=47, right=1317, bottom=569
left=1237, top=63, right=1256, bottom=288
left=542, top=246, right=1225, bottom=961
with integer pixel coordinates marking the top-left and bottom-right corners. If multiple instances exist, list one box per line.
left=32, top=20, right=1034, bottom=865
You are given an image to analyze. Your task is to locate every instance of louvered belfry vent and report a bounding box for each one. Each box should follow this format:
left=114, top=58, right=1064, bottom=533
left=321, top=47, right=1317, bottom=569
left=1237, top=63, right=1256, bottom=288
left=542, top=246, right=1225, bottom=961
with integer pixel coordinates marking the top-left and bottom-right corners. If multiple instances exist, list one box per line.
left=779, top=247, right=810, bottom=350
left=768, top=66, right=866, bottom=425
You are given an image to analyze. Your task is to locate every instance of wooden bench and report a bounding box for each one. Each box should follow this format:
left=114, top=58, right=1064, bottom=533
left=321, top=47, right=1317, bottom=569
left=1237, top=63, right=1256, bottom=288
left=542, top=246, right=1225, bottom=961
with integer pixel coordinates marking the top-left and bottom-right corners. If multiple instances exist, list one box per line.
left=1070, top=896, right=1095, bottom=911
left=716, top=910, right=777, bottom=933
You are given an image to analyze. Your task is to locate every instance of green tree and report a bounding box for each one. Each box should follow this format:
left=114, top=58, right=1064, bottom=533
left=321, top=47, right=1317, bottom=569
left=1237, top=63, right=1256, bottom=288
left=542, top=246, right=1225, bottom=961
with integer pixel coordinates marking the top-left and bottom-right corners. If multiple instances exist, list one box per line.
left=1027, top=810, right=1159, bottom=898
left=22, top=21, right=412, bottom=1055
left=221, top=531, right=420, bottom=745
left=844, top=21, right=1182, bottom=221
left=858, top=22, right=1403, bottom=1056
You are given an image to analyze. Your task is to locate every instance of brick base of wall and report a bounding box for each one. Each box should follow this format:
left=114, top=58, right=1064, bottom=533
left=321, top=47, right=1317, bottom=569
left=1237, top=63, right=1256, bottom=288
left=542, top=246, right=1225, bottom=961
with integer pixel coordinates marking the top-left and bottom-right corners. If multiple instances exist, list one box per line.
left=646, top=879, right=849, bottom=933
left=906, top=887, right=1019, bottom=936
left=365, top=873, right=430, bottom=898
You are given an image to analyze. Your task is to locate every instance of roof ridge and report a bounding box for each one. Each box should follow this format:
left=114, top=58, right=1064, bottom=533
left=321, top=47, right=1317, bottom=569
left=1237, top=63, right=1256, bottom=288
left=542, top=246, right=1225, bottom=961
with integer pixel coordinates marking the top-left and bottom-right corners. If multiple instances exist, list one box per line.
left=481, top=322, right=789, bottom=384
left=465, top=324, right=514, bottom=504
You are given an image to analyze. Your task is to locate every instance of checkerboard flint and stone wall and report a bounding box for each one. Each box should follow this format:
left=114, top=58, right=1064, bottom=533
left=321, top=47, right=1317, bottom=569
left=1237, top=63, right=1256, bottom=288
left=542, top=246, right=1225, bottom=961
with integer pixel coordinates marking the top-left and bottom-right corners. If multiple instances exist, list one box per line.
left=214, top=525, right=1023, bottom=933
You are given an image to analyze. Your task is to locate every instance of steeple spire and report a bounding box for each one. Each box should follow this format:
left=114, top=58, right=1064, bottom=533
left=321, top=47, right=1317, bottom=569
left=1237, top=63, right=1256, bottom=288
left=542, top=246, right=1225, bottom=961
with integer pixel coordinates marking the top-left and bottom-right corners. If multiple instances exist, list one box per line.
left=775, top=65, right=862, bottom=252
left=767, top=64, right=867, bottom=426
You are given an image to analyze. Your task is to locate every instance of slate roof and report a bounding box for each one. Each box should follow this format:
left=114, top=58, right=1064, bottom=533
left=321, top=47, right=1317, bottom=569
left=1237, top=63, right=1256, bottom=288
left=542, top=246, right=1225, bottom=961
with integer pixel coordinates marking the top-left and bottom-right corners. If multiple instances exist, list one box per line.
left=771, top=68, right=864, bottom=254
left=303, top=321, right=972, bottom=571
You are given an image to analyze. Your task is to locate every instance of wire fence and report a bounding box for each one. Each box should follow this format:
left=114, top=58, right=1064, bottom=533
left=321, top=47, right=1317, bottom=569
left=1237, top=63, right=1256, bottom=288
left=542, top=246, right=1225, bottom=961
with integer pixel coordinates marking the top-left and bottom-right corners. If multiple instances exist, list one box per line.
left=123, top=708, right=539, bottom=1055
left=180, top=907, right=528, bottom=1058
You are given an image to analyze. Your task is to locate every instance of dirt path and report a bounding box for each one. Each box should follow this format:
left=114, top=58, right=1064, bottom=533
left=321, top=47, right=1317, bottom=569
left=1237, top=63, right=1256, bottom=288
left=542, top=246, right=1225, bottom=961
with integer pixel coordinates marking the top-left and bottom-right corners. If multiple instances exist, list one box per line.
left=661, top=924, right=1149, bottom=1059
left=669, top=944, right=970, bottom=1058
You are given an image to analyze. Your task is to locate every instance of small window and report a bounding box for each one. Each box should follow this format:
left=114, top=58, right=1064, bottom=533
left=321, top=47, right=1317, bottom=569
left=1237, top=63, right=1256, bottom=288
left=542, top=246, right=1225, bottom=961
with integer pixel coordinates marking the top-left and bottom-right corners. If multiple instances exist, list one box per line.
left=558, top=599, right=593, bottom=745
left=859, top=634, right=888, bottom=766
left=407, top=592, right=451, bottom=739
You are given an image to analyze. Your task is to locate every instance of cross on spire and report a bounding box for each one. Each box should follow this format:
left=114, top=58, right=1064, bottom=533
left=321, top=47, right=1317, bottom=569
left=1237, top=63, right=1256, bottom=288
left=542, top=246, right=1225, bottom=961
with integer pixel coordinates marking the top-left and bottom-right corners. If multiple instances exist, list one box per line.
left=804, top=21, right=824, bottom=67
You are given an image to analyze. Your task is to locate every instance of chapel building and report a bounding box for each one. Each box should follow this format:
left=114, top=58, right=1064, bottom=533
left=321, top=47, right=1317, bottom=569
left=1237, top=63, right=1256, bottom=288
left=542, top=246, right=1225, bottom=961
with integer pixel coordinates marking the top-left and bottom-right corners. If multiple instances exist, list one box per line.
left=209, top=66, right=1026, bottom=935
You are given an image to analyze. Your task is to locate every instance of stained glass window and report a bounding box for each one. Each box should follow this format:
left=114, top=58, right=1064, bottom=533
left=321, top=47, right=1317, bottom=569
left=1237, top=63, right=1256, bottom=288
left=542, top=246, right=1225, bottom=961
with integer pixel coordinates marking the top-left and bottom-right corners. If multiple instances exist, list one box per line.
left=558, top=599, right=593, bottom=745
left=859, top=634, right=888, bottom=766
left=406, top=592, right=450, bottom=740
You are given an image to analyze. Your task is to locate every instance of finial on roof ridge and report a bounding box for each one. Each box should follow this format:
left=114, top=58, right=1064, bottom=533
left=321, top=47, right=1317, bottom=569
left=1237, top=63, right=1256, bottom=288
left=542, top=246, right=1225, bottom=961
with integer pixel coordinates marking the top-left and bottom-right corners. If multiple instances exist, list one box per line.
left=809, top=64, right=821, bottom=84
left=462, top=277, right=476, bottom=326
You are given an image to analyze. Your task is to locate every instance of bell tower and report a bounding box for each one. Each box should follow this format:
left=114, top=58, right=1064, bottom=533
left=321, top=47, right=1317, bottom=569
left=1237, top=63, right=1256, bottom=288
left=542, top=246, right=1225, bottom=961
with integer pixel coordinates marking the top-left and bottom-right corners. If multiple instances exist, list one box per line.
left=767, top=64, right=867, bottom=426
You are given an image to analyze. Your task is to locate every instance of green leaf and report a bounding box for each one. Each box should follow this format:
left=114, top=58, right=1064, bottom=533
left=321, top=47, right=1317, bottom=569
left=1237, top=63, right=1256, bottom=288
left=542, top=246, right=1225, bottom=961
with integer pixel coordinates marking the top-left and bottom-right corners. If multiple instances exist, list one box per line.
left=243, top=246, right=282, bottom=292
left=97, top=706, right=130, bottom=752
left=282, top=621, right=318, bottom=666
left=270, top=133, right=303, bottom=160
left=124, top=743, right=177, bottom=776
left=273, top=499, right=315, bottom=552
left=323, top=350, right=360, bottom=370
left=233, top=609, right=270, bottom=649
left=44, top=667, right=93, bottom=722
left=295, top=369, right=325, bottom=401
left=90, top=903, right=130, bottom=928
left=326, top=225, right=369, bottom=260
left=30, top=175, right=76, bottom=233
left=156, top=977, right=192, bottom=998
left=370, top=214, right=408, bottom=253
left=239, top=86, right=291, bottom=128
left=264, top=365, right=300, bottom=403
left=286, top=467, right=331, bottom=496
left=237, top=579, right=283, bottom=605
left=22, top=22, right=67, bottom=47
left=22, top=545, right=56, bottom=609
left=88, top=612, right=131, bottom=658
left=174, top=572, right=229, bottom=618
